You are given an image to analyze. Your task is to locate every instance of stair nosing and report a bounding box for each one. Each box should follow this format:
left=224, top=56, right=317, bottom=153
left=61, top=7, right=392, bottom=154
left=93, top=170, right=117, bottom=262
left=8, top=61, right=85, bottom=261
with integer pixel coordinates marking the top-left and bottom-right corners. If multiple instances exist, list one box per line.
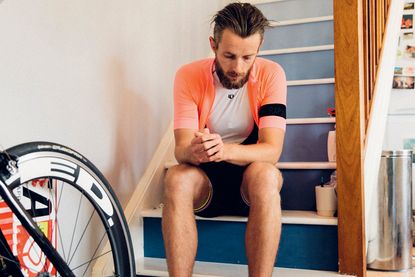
left=137, top=257, right=353, bottom=277
left=259, top=44, right=334, bottom=56
left=287, top=78, right=335, bottom=86
left=141, top=207, right=338, bottom=226
left=268, top=15, right=334, bottom=27
left=286, top=117, right=335, bottom=124
left=165, top=161, right=336, bottom=170
left=277, top=162, right=336, bottom=169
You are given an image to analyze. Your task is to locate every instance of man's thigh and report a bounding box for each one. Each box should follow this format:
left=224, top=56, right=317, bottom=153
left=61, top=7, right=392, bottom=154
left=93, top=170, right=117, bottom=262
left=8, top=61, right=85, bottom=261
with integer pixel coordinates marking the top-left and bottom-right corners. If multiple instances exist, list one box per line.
left=164, top=164, right=212, bottom=208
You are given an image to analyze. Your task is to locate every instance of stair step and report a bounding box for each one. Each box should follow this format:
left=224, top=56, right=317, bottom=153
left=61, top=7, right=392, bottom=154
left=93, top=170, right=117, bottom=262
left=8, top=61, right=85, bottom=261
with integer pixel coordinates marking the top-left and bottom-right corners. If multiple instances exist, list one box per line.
left=165, top=163, right=335, bottom=174
left=142, top=208, right=338, bottom=271
left=165, top=161, right=336, bottom=170
left=256, top=0, right=333, bottom=24
left=278, top=162, right=336, bottom=169
left=270, top=15, right=334, bottom=27
left=287, top=83, right=334, bottom=118
left=263, top=20, right=333, bottom=50
left=287, top=117, right=335, bottom=124
left=141, top=207, right=337, bottom=225
left=287, top=78, right=334, bottom=86
left=137, top=257, right=353, bottom=277
left=259, top=44, right=334, bottom=56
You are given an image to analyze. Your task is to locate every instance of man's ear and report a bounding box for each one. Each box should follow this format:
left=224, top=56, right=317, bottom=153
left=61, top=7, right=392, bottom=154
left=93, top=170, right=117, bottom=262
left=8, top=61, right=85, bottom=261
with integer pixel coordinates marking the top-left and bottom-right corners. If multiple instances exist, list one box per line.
left=209, top=36, right=217, bottom=52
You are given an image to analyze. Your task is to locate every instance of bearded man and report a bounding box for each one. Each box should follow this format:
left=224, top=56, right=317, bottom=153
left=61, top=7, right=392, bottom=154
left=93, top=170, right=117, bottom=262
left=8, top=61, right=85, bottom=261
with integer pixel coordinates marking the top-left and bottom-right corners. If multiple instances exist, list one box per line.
left=162, top=3, right=287, bottom=276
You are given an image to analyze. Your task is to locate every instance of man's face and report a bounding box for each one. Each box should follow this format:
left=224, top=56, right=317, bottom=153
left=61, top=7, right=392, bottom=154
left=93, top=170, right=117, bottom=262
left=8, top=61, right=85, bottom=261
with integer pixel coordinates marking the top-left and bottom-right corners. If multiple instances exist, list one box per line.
left=211, top=29, right=262, bottom=89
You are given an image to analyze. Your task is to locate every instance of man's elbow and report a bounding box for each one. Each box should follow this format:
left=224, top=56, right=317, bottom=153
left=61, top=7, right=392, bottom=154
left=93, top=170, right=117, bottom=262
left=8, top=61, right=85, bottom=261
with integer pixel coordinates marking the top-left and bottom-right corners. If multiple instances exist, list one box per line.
left=269, top=148, right=282, bottom=164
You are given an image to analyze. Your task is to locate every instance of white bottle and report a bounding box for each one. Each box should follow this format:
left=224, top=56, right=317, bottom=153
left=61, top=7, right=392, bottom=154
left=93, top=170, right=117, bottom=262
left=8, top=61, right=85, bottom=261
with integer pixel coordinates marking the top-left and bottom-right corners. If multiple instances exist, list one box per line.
left=327, top=130, right=336, bottom=162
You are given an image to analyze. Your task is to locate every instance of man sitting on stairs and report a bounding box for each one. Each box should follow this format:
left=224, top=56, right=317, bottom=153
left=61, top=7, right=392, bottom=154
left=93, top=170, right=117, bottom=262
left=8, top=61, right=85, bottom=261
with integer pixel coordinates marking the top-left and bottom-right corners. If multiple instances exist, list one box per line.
left=162, top=3, right=287, bottom=276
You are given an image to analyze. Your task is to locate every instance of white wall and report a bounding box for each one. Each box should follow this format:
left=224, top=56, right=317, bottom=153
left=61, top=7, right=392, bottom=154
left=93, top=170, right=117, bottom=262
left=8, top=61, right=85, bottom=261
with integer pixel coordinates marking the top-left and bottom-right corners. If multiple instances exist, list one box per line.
left=0, top=0, right=225, bottom=205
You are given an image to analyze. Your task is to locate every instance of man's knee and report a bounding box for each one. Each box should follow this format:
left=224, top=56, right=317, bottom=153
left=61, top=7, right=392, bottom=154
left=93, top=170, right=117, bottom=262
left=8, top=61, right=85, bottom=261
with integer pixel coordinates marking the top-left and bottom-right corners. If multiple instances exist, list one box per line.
left=243, top=162, right=282, bottom=203
left=164, top=164, right=203, bottom=199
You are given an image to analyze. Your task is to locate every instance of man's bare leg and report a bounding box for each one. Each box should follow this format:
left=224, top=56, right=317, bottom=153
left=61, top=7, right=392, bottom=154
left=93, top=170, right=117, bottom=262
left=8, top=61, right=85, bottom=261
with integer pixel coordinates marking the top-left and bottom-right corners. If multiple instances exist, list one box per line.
left=162, top=164, right=211, bottom=277
left=242, top=162, right=283, bottom=277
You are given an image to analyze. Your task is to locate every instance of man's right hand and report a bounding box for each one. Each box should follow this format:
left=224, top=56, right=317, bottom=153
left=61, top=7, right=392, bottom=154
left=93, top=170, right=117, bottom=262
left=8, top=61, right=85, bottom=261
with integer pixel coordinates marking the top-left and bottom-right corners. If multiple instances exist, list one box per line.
left=188, top=128, right=224, bottom=164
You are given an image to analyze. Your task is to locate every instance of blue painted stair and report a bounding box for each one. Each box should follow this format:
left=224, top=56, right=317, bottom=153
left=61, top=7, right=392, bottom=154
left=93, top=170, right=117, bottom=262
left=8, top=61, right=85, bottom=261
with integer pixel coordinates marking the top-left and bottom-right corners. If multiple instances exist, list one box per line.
left=141, top=0, right=337, bottom=274
left=142, top=209, right=338, bottom=271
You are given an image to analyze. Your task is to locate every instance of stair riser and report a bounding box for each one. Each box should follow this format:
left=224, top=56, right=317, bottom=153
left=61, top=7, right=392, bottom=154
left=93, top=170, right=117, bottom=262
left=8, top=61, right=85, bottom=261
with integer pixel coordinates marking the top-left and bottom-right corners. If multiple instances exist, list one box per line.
left=266, top=50, right=334, bottom=81
left=280, top=123, right=335, bottom=162
left=287, top=84, right=334, bottom=118
left=262, top=21, right=333, bottom=50
left=281, top=169, right=335, bottom=210
left=259, top=0, right=333, bottom=22
left=144, top=218, right=338, bottom=271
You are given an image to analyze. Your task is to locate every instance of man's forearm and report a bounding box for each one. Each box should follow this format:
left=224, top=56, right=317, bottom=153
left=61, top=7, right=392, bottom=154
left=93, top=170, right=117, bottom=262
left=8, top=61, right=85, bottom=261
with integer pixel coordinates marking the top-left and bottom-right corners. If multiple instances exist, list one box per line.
left=175, top=145, right=196, bottom=165
left=224, top=143, right=281, bottom=166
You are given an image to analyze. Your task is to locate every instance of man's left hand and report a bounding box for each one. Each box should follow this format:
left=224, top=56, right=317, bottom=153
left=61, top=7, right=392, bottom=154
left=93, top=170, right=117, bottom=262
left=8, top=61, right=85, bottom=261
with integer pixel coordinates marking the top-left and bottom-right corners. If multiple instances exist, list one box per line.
left=194, top=128, right=226, bottom=162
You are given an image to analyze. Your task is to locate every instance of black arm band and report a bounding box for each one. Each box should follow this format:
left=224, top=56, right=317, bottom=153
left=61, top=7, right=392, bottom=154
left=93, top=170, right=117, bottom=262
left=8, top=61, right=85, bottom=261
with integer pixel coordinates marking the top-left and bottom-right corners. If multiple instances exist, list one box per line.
left=259, top=103, right=286, bottom=119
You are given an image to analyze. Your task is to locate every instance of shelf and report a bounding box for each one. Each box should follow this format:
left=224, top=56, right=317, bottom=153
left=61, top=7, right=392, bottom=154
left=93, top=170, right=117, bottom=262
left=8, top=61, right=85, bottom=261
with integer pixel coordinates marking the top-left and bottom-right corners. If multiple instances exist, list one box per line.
left=141, top=207, right=338, bottom=226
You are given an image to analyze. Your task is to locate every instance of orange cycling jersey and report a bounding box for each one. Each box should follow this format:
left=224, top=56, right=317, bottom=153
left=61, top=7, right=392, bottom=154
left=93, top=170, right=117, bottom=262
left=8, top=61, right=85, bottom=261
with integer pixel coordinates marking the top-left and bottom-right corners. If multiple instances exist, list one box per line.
left=173, top=57, right=287, bottom=132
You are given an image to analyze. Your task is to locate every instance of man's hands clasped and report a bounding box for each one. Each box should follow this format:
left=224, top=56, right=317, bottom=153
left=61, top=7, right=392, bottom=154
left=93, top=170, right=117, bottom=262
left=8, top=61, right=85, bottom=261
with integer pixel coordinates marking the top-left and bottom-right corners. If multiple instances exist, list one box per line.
left=189, top=128, right=226, bottom=165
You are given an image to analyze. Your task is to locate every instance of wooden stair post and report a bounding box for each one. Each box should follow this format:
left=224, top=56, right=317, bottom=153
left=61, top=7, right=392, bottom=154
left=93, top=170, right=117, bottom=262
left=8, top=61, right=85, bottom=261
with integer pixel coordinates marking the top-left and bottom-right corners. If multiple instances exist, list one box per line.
left=334, top=1, right=367, bottom=277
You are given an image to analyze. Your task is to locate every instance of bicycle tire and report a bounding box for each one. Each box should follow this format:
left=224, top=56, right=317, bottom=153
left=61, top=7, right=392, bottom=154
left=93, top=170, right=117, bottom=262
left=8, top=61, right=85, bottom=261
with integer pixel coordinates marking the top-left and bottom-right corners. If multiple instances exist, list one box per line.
left=0, top=142, right=135, bottom=276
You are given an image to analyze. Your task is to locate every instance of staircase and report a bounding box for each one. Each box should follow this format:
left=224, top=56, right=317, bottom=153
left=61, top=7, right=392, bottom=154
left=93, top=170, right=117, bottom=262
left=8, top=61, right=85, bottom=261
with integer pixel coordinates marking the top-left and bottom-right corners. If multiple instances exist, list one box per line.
left=137, top=0, right=344, bottom=276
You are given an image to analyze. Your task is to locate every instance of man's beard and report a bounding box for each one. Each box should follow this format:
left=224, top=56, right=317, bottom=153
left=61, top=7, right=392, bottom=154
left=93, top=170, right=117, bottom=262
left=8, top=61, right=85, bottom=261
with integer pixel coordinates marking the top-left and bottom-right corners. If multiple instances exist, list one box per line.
left=215, top=59, right=251, bottom=89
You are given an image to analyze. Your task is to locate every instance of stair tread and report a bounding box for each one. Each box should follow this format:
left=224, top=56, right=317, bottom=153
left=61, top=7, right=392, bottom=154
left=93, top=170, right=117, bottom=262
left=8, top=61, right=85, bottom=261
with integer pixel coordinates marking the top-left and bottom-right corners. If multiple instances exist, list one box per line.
left=137, top=257, right=353, bottom=277
left=277, top=162, right=336, bottom=169
left=259, top=44, right=334, bottom=56
left=269, top=15, right=334, bottom=27
left=141, top=207, right=337, bottom=226
left=165, top=161, right=336, bottom=170
left=287, top=78, right=335, bottom=86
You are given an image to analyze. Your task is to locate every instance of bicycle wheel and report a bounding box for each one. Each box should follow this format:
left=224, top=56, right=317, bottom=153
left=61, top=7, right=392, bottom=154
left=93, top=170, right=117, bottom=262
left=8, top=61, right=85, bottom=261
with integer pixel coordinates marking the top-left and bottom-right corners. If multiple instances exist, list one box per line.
left=0, top=142, right=135, bottom=277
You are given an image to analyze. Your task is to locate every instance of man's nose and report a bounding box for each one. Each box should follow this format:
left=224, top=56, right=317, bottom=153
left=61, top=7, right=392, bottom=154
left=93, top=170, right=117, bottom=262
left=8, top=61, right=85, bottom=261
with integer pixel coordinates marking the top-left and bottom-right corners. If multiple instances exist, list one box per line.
left=232, top=58, right=243, bottom=74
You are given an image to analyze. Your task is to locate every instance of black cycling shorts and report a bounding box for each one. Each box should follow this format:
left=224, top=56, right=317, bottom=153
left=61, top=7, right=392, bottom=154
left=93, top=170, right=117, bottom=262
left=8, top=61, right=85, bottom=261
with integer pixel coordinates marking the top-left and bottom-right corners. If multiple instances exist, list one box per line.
left=195, top=161, right=250, bottom=218
left=194, top=124, right=259, bottom=218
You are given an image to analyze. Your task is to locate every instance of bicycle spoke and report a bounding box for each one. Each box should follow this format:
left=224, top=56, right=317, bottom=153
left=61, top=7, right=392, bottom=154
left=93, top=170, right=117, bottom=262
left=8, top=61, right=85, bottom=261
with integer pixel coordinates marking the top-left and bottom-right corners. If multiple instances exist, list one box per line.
left=80, top=233, right=106, bottom=276
left=54, top=178, right=67, bottom=263
left=71, top=249, right=111, bottom=272
left=45, top=178, right=65, bottom=264
left=67, top=191, right=83, bottom=263
left=67, top=209, right=96, bottom=266
left=1, top=142, right=135, bottom=276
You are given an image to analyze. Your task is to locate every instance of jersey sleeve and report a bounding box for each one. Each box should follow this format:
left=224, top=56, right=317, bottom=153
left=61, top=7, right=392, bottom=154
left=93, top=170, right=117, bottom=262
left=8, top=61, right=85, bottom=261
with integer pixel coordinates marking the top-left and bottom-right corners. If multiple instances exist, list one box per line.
left=173, top=67, right=199, bottom=130
left=258, top=63, right=287, bottom=131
